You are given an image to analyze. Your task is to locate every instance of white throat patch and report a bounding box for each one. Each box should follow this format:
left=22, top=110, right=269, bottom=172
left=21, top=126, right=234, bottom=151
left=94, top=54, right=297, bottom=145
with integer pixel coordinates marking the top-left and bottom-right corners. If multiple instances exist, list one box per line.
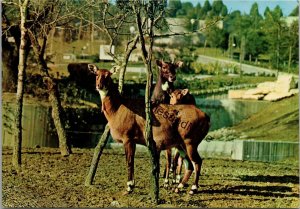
left=98, top=89, right=108, bottom=100
left=161, top=81, right=169, bottom=91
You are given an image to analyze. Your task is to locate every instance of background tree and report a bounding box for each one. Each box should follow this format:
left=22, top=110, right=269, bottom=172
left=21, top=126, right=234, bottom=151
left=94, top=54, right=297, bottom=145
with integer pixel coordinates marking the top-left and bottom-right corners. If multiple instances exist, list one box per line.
left=263, top=6, right=285, bottom=71
left=2, top=5, right=21, bottom=92
left=23, top=0, right=81, bottom=156
left=177, top=2, right=193, bottom=17
left=211, top=0, right=224, bottom=16
left=289, top=5, right=299, bottom=16
left=204, top=24, right=226, bottom=48
left=167, top=0, right=182, bottom=17
left=194, top=3, right=202, bottom=19
left=12, top=0, right=30, bottom=173
left=264, top=6, right=271, bottom=18
left=220, top=4, right=228, bottom=17
left=200, top=0, right=212, bottom=18
left=249, top=2, right=262, bottom=29
left=2, top=0, right=92, bottom=163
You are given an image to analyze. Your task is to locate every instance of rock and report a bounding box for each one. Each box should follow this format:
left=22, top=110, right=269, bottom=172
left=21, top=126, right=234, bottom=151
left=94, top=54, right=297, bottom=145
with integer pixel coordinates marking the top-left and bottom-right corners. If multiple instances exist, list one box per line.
left=228, top=90, right=247, bottom=99
left=110, top=200, right=121, bottom=207
left=256, top=81, right=276, bottom=94
left=227, top=75, right=298, bottom=101
left=242, top=94, right=264, bottom=100
left=289, top=89, right=299, bottom=95
left=275, top=75, right=295, bottom=93
left=263, top=91, right=294, bottom=101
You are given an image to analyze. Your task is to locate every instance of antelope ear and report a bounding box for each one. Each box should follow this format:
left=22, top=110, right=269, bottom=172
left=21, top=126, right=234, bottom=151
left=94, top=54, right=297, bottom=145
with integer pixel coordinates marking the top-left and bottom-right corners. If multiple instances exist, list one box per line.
left=175, top=61, right=183, bottom=68
left=181, top=88, right=189, bottom=96
left=88, top=64, right=98, bottom=74
left=105, top=70, right=112, bottom=77
left=156, top=59, right=163, bottom=67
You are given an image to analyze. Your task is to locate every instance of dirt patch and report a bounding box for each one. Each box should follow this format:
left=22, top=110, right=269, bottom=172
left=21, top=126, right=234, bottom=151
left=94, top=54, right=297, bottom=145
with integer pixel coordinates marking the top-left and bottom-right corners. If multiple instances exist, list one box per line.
left=2, top=147, right=299, bottom=208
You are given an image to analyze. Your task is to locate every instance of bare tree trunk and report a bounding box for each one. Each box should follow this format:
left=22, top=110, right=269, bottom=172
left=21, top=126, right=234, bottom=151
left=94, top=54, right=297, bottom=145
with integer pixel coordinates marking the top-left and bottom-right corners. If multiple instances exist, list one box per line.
left=85, top=124, right=110, bottom=186
left=134, top=5, right=159, bottom=203
left=44, top=77, right=71, bottom=156
left=145, top=65, right=159, bottom=203
left=28, top=29, right=71, bottom=156
left=13, top=0, right=30, bottom=173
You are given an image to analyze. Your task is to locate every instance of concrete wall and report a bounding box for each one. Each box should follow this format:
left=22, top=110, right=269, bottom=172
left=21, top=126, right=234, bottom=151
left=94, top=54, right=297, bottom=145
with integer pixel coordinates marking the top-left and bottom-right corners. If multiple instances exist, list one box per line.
left=106, top=140, right=298, bottom=163
left=196, top=98, right=269, bottom=130
left=2, top=103, right=58, bottom=148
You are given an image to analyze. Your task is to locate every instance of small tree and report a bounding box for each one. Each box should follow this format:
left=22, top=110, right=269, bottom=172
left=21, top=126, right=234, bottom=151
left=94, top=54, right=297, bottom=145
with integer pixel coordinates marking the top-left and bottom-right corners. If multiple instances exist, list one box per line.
left=2, top=0, right=91, bottom=162
left=25, top=0, right=78, bottom=156
left=11, top=0, right=30, bottom=172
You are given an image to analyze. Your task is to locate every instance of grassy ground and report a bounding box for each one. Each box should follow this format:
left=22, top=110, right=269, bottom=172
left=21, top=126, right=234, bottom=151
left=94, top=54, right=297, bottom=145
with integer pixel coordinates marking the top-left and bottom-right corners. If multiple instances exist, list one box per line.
left=2, top=147, right=299, bottom=208
left=232, top=95, right=299, bottom=141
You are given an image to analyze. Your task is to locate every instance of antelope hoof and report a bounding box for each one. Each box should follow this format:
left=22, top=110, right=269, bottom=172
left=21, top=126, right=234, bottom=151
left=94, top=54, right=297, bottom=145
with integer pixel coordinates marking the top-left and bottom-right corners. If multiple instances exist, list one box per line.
left=174, top=183, right=184, bottom=193
left=163, top=179, right=169, bottom=188
left=189, top=185, right=198, bottom=195
left=175, top=175, right=181, bottom=184
left=122, top=190, right=131, bottom=195
left=174, top=187, right=180, bottom=193
left=125, top=180, right=135, bottom=194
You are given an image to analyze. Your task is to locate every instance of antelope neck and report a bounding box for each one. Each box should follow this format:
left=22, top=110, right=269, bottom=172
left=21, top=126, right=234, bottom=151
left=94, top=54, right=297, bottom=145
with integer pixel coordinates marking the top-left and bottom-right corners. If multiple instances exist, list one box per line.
left=98, top=89, right=108, bottom=100
left=100, top=88, right=121, bottom=114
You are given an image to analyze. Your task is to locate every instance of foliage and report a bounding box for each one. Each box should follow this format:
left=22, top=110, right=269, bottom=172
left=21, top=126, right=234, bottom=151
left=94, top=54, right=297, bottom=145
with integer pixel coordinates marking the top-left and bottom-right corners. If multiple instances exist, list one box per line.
left=289, top=5, right=299, bottom=16
left=204, top=23, right=226, bottom=48
left=191, top=62, right=240, bottom=75
left=175, top=74, right=276, bottom=91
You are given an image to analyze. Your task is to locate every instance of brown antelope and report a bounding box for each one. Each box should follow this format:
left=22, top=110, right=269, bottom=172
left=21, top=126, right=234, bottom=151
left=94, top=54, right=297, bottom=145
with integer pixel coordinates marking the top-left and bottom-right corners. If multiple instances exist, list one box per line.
left=169, top=88, right=197, bottom=185
left=151, top=59, right=183, bottom=187
left=151, top=60, right=183, bottom=105
left=88, top=64, right=210, bottom=195
left=170, top=89, right=196, bottom=105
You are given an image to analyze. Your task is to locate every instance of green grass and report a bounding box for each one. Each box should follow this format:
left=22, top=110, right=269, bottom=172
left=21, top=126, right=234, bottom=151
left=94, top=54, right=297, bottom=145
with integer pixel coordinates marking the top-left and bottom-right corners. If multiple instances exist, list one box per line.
left=232, top=95, right=299, bottom=142
left=194, top=47, right=230, bottom=59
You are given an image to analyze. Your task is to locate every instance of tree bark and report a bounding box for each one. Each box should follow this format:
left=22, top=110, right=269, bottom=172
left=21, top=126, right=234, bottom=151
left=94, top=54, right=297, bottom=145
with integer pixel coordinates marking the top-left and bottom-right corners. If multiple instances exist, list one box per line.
left=44, top=77, right=71, bottom=156
left=85, top=124, right=110, bottom=186
left=13, top=0, right=30, bottom=173
left=145, top=66, right=159, bottom=203
left=134, top=4, right=159, bottom=203
left=28, top=28, right=71, bottom=156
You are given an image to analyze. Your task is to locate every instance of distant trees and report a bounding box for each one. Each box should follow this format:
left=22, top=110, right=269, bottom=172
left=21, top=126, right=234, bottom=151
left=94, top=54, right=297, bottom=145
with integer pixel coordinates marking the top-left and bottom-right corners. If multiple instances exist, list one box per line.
left=168, top=0, right=182, bottom=17
left=289, top=5, right=299, bottom=16
left=166, top=0, right=298, bottom=73
left=223, top=2, right=298, bottom=72
left=211, top=0, right=227, bottom=17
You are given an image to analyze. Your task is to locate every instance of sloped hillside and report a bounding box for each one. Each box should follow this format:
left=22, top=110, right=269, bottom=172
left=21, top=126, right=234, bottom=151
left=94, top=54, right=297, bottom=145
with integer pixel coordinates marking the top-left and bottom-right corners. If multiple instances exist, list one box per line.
left=232, top=94, right=299, bottom=141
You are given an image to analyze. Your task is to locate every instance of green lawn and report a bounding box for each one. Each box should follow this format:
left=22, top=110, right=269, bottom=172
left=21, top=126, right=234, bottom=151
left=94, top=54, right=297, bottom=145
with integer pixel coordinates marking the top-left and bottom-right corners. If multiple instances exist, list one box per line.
left=232, top=95, right=299, bottom=142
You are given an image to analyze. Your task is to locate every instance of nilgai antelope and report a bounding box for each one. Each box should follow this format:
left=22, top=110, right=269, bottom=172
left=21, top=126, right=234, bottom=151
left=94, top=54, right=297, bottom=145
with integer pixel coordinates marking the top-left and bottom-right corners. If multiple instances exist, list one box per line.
left=150, top=59, right=184, bottom=187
